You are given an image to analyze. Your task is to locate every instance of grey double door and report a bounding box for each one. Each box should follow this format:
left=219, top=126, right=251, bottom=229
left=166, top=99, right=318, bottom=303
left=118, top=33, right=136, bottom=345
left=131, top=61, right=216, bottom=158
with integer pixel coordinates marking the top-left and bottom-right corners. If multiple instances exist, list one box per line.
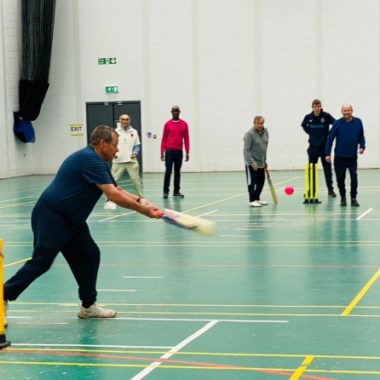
left=86, top=101, right=143, bottom=172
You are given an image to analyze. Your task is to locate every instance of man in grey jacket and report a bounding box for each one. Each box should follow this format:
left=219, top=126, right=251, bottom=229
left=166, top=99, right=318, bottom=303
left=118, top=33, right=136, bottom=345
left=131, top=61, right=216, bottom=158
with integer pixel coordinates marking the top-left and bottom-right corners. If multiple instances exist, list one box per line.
left=243, top=116, right=269, bottom=207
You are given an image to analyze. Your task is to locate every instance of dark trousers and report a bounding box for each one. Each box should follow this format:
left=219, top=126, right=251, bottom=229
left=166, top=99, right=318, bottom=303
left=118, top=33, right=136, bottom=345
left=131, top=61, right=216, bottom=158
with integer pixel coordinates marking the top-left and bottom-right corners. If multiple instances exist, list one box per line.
left=308, top=148, right=334, bottom=192
left=333, top=156, right=358, bottom=199
left=4, top=200, right=100, bottom=307
left=245, top=166, right=265, bottom=202
left=163, top=149, right=183, bottom=194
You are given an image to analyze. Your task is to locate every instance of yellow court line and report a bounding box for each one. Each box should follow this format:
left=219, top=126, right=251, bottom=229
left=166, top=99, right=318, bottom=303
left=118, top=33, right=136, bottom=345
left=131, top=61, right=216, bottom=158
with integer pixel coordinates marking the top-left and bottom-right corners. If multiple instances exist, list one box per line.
left=2, top=361, right=380, bottom=375
left=3, top=309, right=373, bottom=317
left=4, top=258, right=31, bottom=268
left=342, top=267, right=380, bottom=316
left=1, top=301, right=368, bottom=309
left=0, top=201, right=36, bottom=210
left=7, top=301, right=380, bottom=309
left=7, top=348, right=380, bottom=361
left=290, top=356, right=314, bottom=380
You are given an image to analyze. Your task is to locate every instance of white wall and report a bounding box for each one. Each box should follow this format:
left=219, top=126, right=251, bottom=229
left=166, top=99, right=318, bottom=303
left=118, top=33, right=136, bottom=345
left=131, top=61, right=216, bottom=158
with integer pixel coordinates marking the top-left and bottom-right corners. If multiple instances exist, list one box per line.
left=1, top=0, right=379, bottom=177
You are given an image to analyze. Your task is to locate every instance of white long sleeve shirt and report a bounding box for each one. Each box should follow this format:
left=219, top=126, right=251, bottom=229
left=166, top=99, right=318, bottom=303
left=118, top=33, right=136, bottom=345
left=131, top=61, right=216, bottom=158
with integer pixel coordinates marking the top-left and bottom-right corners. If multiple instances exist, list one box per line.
left=113, top=126, right=141, bottom=163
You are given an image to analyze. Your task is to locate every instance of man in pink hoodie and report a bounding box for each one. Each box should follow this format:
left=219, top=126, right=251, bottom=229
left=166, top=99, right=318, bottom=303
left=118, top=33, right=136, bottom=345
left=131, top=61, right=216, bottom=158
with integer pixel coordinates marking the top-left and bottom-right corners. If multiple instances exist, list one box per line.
left=161, top=106, right=190, bottom=199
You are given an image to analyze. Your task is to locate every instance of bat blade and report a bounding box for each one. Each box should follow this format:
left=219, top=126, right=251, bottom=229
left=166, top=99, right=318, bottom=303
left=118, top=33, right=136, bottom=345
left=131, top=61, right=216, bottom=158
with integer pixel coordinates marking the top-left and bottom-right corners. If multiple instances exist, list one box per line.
left=265, top=168, right=278, bottom=204
left=160, top=209, right=215, bottom=237
left=267, top=177, right=278, bottom=204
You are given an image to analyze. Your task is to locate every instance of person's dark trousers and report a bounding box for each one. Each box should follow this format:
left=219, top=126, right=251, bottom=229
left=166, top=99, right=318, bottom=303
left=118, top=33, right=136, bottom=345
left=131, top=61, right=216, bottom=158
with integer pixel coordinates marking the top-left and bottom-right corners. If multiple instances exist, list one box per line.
left=4, top=200, right=100, bottom=308
left=163, top=149, right=183, bottom=194
left=308, top=148, right=334, bottom=192
left=333, top=156, right=358, bottom=199
left=245, top=165, right=265, bottom=202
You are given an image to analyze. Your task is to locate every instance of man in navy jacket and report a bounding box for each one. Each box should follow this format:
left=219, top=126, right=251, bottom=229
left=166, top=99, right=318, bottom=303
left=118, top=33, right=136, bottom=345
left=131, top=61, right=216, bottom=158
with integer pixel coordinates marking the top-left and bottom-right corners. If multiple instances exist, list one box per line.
left=326, top=104, right=366, bottom=207
left=301, top=99, right=336, bottom=197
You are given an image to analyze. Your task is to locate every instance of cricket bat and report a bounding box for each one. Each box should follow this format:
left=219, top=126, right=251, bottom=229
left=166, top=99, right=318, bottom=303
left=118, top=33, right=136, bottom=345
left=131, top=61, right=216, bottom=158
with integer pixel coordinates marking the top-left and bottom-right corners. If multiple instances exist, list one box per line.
left=156, top=209, right=215, bottom=237
left=265, top=168, right=278, bottom=204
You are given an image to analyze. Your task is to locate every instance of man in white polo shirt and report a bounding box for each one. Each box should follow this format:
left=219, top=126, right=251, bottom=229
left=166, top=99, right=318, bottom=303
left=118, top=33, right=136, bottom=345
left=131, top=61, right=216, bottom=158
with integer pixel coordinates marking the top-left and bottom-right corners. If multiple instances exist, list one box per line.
left=104, top=114, right=142, bottom=210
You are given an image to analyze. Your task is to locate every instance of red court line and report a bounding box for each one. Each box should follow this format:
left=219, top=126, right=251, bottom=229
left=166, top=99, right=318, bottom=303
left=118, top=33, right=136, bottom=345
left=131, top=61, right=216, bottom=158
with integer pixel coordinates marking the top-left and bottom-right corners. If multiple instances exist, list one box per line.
left=1, top=350, right=336, bottom=380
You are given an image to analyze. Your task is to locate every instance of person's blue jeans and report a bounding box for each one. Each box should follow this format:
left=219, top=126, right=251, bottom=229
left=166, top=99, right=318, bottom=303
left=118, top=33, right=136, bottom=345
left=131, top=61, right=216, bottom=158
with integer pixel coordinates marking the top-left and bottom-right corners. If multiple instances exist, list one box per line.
left=163, top=149, right=183, bottom=194
left=333, top=156, right=358, bottom=199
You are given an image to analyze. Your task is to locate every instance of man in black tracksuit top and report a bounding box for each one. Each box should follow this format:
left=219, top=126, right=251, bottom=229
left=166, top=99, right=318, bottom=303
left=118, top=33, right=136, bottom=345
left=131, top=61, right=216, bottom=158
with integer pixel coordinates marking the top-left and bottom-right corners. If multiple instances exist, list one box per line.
left=301, top=99, right=336, bottom=197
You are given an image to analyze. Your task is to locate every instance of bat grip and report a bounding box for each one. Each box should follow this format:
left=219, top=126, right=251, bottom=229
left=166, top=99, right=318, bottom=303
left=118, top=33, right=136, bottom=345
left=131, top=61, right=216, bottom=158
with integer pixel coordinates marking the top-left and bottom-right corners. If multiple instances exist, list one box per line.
left=155, top=210, right=164, bottom=218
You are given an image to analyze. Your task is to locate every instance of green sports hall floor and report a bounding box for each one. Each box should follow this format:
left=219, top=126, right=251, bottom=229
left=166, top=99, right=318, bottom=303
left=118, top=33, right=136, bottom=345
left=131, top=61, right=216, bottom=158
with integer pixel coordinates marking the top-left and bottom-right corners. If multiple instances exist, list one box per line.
left=1, top=169, right=380, bottom=380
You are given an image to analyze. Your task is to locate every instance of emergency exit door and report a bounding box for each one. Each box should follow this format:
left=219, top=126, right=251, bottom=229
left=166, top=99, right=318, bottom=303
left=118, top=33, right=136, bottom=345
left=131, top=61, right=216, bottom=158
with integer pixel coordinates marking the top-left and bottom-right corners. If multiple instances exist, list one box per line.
left=86, top=101, right=143, bottom=172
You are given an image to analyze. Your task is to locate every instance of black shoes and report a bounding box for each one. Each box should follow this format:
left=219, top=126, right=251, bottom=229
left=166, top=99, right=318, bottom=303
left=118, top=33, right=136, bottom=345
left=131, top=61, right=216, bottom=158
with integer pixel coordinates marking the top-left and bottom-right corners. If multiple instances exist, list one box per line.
left=328, top=190, right=337, bottom=197
left=351, top=198, right=360, bottom=207
left=163, top=193, right=185, bottom=199
left=341, top=197, right=360, bottom=207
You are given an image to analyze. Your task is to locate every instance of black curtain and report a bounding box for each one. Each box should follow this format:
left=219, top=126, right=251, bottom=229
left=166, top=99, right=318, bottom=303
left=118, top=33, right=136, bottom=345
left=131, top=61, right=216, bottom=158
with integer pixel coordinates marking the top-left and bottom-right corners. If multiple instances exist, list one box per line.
left=15, top=0, right=56, bottom=141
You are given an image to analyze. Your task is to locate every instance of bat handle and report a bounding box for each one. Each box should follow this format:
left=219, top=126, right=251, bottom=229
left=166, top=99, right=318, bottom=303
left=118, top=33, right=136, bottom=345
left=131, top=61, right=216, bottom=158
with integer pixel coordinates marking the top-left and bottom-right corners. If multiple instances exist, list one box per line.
left=155, top=210, right=164, bottom=218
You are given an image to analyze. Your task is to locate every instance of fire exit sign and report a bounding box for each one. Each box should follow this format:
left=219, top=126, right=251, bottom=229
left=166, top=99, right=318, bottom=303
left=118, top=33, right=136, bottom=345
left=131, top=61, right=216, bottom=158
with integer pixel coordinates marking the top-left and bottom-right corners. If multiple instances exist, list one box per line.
left=105, top=86, right=119, bottom=94
left=98, top=58, right=117, bottom=65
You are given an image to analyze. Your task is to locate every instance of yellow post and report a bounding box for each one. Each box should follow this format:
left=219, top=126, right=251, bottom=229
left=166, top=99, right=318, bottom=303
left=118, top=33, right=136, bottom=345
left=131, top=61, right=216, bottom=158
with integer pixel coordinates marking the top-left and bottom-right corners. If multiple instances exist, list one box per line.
left=310, top=164, right=314, bottom=201
left=305, top=163, right=309, bottom=201
left=0, top=239, right=11, bottom=349
left=315, top=163, right=319, bottom=200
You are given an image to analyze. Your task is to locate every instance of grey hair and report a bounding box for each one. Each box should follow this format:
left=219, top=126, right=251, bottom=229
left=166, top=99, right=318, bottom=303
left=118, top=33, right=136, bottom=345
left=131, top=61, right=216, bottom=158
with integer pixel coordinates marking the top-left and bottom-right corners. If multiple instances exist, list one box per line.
left=253, top=116, right=265, bottom=123
left=89, top=125, right=116, bottom=145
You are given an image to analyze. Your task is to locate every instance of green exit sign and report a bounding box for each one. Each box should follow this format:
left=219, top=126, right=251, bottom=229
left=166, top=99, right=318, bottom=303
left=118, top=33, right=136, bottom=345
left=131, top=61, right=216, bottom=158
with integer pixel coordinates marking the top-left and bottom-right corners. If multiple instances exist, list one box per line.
left=98, top=57, right=117, bottom=65
left=105, top=86, right=119, bottom=94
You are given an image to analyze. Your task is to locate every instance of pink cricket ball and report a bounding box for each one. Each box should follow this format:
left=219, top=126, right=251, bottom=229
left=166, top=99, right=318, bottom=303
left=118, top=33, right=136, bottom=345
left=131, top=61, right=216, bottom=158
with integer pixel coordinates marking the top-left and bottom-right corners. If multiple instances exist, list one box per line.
left=285, top=186, right=294, bottom=195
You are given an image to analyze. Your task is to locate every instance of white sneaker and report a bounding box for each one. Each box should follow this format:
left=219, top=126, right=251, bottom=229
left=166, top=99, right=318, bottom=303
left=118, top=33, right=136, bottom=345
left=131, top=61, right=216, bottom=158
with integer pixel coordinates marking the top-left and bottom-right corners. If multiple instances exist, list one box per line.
left=104, top=200, right=117, bottom=210
left=249, top=201, right=262, bottom=207
left=3, top=301, right=8, bottom=327
left=78, top=303, right=117, bottom=319
left=258, top=200, right=268, bottom=205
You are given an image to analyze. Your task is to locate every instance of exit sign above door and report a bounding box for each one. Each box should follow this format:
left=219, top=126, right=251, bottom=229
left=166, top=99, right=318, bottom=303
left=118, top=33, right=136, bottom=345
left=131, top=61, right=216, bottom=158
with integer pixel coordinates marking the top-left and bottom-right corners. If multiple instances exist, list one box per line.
left=98, top=58, right=117, bottom=65
left=105, top=86, right=119, bottom=94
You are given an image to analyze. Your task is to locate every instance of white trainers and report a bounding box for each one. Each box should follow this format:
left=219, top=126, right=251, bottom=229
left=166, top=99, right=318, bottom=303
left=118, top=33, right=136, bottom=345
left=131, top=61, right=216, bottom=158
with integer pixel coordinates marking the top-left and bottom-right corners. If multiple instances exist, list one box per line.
left=249, top=201, right=262, bottom=207
left=258, top=200, right=268, bottom=205
left=104, top=200, right=117, bottom=210
left=3, top=301, right=8, bottom=327
left=78, top=303, right=117, bottom=319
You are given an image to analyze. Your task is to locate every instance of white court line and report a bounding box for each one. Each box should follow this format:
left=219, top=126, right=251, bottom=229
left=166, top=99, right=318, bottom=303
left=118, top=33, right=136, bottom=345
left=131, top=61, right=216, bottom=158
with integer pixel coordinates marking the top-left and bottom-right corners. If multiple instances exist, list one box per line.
left=98, top=289, right=136, bottom=292
left=98, top=211, right=136, bottom=222
left=46, top=323, right=68, bottom=325
left=356, top=208, right=373, bottom=221
left=114, top=317, right=288, bottom=323
left=123, top=276, right=163, bottom=279
left=220, top=235, right=251, bottom=237
left=196, top=209, right=218, bottom=217
left=131, top=320, right=218, bottom=380
left=235, top=228, right=264, bottom=231
left=12, top=343, right=172, bottom=349
left=8, top=316, right=30, bottom=319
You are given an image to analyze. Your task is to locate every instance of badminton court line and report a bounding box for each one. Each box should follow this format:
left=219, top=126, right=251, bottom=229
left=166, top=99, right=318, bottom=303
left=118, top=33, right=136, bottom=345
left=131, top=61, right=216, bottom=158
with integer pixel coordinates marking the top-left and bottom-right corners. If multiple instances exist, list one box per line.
left=130, top=320, right=218, bottom=380
left=356, top=208, right=373, bottom=220
left=342, top=267, right=380, bottom=316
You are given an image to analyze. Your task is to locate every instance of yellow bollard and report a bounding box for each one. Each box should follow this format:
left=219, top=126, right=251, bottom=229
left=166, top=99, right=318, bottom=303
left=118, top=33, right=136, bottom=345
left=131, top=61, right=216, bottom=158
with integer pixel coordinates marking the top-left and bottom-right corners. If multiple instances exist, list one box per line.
left=0, top=239, right=11, bottom=349
left=315, top=163, right=319, bottom=201
left=304, top=163, right=310, bottom=202
left=310, top=163, right=314, bottom=202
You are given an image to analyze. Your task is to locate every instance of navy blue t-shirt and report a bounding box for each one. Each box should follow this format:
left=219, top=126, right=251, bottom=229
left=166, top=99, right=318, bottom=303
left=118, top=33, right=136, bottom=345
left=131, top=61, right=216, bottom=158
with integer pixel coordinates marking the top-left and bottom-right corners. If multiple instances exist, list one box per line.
left=40, top=146, right=117, bottom=226
left=301, top=110, right=335, bottom=150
